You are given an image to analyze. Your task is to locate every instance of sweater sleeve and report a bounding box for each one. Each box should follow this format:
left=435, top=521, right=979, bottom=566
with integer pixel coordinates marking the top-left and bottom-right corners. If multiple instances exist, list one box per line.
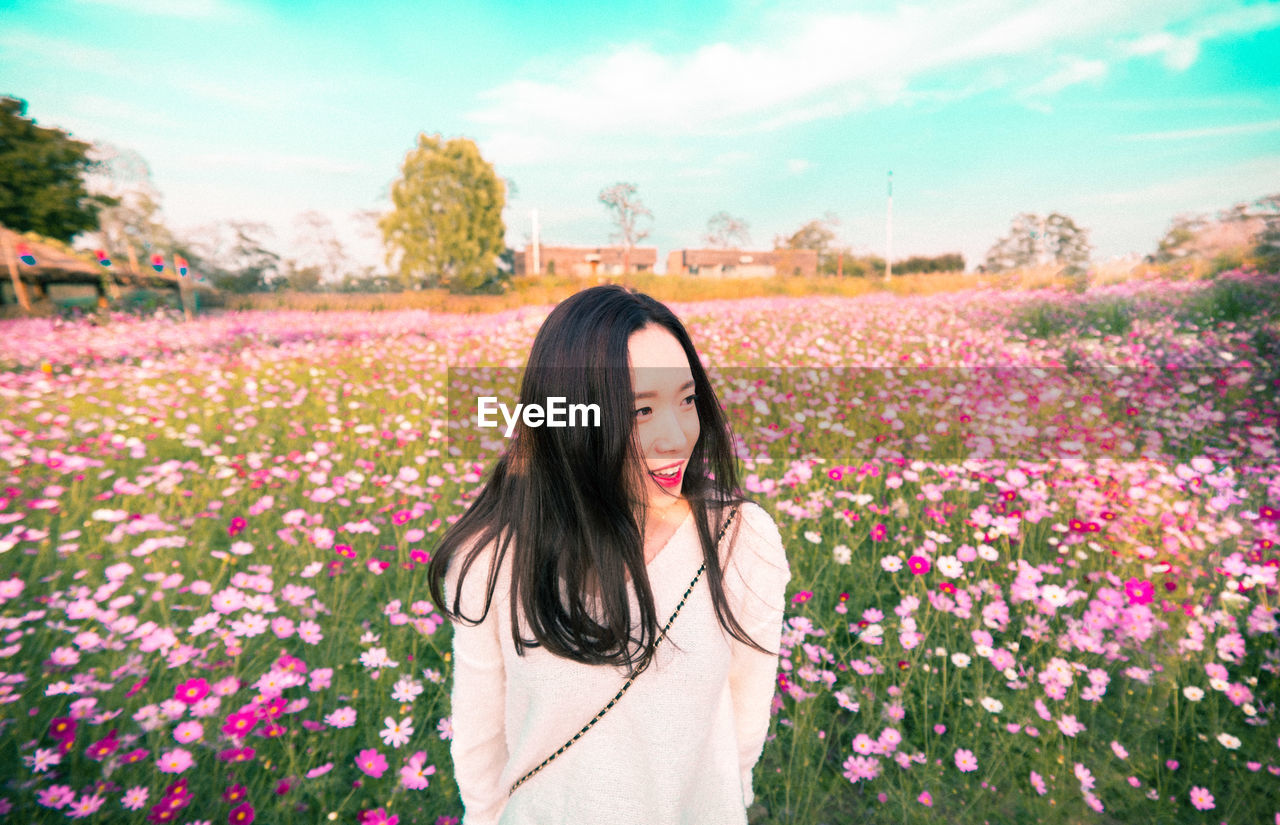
left=723, top=503, right=791, bottom=809
left=446, top=542, right=510, bottom=825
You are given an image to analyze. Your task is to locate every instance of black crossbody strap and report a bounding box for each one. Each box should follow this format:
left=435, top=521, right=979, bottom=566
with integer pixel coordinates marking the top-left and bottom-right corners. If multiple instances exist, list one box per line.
left=508, top=505, right=741, bottom=797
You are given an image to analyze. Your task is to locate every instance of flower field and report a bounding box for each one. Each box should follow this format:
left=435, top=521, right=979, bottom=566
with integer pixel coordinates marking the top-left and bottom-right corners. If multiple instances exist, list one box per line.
left=1, top=272, right=1278, bottom=824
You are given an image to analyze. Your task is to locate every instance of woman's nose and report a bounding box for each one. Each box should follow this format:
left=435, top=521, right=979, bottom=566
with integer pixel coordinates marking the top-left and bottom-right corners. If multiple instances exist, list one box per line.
left=650, top=409, right=686, bottom=453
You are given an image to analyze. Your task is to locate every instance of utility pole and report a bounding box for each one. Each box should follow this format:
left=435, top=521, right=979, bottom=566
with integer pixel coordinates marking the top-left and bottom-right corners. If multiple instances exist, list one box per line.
left=531, top=209, right=541, bottom=275
left=885, top=170, right=893, bottom=282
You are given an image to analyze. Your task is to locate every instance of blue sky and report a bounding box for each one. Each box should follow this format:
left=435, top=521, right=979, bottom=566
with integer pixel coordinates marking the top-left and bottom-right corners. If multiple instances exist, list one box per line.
left=2, top=0, right=1278, bottom=274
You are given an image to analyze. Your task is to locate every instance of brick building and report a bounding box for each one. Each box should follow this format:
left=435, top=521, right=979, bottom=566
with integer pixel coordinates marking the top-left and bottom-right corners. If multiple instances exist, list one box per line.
left=514, top=245, right=658, bottom=277
left=665, top=248, right=818, bottom=278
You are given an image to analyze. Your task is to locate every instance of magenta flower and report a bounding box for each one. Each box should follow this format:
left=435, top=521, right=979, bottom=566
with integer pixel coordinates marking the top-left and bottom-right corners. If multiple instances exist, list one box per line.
left=1123, top=578, right=1154, bottom=606
left=363, top=808, right=400, bottom=825
left=48, top=716, right=77, bottom=742
left=229, top=801, right=256, bottom=825
left=174, top=678, right=210, bottom=705
left=954, top=748, right=978, bottom=772
left=222, top=710, right=259, bottom=739
left=907, top=555, right=931, bottom=575
left=356, top=748, right=388, bottom=778
left=870, top=523, right=888, bottom=541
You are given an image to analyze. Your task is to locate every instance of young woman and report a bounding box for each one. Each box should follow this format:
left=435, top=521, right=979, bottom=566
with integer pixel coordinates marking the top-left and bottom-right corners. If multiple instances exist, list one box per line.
left=427, top=285, right=791, bottom=825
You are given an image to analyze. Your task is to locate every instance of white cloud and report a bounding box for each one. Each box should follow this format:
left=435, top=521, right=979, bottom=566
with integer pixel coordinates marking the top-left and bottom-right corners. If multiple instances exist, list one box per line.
left=73, top=0, right=246, bottom=18
left=1082, top=155, right=1280, bottom=207
left=182, top=151, right=366, bottom=175
left=1123, top=32, right=1200, bottom=71
left=0, top=31, right=276, bottom=110
left=1120, top=119, right=1280, bottom=141
left=1019, top=57, right=1108, bottom=98
left=467, top=0, right=1265, bottom=166
left=786, top=158, right=811, bottom=174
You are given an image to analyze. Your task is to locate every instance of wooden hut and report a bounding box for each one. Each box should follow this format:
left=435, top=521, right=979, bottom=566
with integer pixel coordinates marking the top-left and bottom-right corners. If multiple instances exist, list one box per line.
left=0, top=224, right=218, bottom=319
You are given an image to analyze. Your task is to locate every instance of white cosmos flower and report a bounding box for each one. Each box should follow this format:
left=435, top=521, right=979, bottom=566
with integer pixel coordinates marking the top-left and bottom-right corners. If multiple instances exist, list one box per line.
left=1216, top=732, right=1241, bottom=750
left=1182, top=686, right=1204, bottom=701
left=1039, top=585, right=1070, bottom=608
left=980, top=696, right=1003, bottom=713
left=833, top=544, right=852, bottom=565
left=951, top=653, right=971, bottom=668
left=380, top=716, right=414, bottom=749
left=936, top=555, right=964, bottom=578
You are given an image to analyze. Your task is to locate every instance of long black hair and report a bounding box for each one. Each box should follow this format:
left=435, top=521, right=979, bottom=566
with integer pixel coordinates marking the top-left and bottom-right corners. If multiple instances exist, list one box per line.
left=427, top=284, right=773, bottom=677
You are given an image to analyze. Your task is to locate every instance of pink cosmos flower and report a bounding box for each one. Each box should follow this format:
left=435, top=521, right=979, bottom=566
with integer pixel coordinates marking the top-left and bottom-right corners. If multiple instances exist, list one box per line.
left=917, top=791, right=933, bottom=807
left=954, top=748, right=978, bottom=772
left=356, top=748, right=388, bottom=778
left=157, top=747, right=194, bottom=774
left=870, top=523, right=888, bottom=542
left=842, top=754, right=881, bottom=783
left=907, top=555, right=930, bottom=575
left=1189, top=786, right=1215, bottom=811
left=173, top=721, right=203, bottom=744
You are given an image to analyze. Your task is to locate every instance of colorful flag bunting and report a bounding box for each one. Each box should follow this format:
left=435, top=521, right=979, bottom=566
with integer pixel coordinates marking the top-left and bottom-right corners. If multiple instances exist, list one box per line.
left=16, top=242, right=35, bottom=265
left=176, top=255, right=188, bottom=276
left=96, top=249, right=112, bottom=267
left=150, top=253, right=165, bottom=273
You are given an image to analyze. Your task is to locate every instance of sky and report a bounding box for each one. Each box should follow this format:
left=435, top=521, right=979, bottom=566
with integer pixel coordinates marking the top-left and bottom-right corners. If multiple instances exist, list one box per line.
left=2, top=0, right=1279, bottom=275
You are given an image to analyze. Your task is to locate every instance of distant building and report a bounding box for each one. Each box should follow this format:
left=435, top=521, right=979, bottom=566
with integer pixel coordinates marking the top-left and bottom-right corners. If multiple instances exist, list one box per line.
left=665, top=248, right=818, bottom=278
left=514, top=245, right=658, bottom=277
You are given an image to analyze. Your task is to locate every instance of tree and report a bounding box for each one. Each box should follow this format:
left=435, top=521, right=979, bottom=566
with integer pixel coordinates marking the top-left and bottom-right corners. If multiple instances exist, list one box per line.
left=0, top=96, right=115, bottom=241
left=984, top=212, right=1091, bottom=272
left=1250, top=193, right=1280, bottom=273
left=779, top=214, right=838, bottom=253
left=186, top=220, right=282, bottom=294
left=292, top=210, right=348, bottom=286
left=599, top=182, right=652, bottom=275
left=379, top=134, right=506, bottom=293
left=1154, top=213, right=1209, bottom=263
left=777, top=213, right=840, bottom=275
left=705, top=212, right=750, bottom=248
left=81, top=142, right=178, bottom=267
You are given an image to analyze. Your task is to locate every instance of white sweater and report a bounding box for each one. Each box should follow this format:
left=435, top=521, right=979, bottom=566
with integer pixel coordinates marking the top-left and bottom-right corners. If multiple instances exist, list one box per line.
left=445, top=502, right=791, bottom=825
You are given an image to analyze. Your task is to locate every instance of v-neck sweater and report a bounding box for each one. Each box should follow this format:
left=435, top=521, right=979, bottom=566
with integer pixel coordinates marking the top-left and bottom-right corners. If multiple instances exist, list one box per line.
left=446, top=502, right=791, bottom=825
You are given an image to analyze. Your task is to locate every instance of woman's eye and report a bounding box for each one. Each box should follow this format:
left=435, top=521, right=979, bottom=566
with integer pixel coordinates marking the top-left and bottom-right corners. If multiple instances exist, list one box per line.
left=634, top=406, right=652, bottom=418
left=683, top=394, right=697, bottom=406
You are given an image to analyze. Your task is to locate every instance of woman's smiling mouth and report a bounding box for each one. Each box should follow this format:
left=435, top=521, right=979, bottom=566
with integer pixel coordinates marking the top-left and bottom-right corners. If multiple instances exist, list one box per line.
left=649, top=462, right=683, bottom=488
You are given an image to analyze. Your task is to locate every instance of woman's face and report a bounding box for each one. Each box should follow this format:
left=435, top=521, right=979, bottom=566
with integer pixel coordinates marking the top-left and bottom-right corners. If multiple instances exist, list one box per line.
left=627, top=324, right=701, bottom=511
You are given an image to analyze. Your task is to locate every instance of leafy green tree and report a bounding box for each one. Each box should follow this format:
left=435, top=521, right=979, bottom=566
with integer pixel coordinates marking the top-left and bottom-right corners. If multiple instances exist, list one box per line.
left=895, top=252, right=965, bottom=274
left=1153, top=213, right=1209, bottom=263
left=779, top=214, right=837, bottom=253
left=379, top=134, right=507, bottom=293
left=778, top=213, right=840, bottom=275
left=0, top=96, right=116, bottom=241
left=985, top=212, right=1091, bottom=272
left=599, top=182, right=652, bottom=274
